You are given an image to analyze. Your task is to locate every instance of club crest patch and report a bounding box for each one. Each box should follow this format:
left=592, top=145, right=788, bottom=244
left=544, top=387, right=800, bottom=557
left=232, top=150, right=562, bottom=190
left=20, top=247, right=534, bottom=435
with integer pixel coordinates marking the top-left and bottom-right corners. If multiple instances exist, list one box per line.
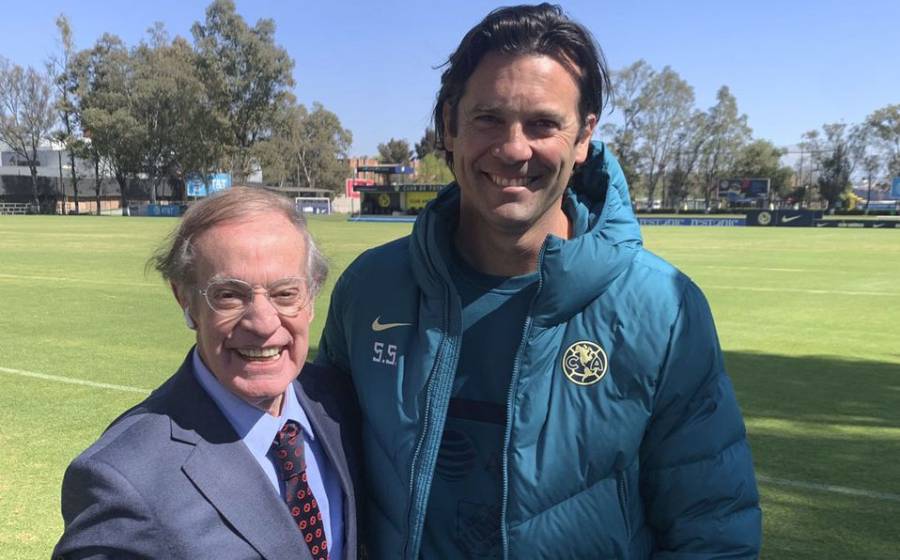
left=562, top=341, right=608, bottom=386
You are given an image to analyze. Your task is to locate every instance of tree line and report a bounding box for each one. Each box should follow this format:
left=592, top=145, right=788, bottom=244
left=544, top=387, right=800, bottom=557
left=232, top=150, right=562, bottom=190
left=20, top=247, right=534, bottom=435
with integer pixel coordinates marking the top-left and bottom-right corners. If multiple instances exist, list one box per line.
left=602, top=60, right=899, bottom=210
left=0, top=0, right=352, bottom=214
left=369, top=60, right=899, bottom=211
left=2, top=3, right=897, bottom=214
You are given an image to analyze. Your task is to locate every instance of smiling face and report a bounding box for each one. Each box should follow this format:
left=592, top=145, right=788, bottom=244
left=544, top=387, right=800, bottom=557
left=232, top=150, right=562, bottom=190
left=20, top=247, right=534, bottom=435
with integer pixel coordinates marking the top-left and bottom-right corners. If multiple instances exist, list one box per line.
left=176, top=212, right=313, bottom=416
left=444, top=52, right=596, bottom=242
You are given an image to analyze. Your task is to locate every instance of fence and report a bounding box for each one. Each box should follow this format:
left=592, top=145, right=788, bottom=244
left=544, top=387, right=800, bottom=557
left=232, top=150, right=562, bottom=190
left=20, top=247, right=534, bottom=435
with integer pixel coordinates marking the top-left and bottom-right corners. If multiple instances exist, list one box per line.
left=0, top=202, right=31, bottom=215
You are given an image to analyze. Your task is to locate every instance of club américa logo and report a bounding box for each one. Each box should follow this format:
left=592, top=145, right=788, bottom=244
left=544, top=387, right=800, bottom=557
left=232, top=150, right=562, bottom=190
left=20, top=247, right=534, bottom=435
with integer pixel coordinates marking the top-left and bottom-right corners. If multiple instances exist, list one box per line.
left=561, top=341, right=608, bottom=386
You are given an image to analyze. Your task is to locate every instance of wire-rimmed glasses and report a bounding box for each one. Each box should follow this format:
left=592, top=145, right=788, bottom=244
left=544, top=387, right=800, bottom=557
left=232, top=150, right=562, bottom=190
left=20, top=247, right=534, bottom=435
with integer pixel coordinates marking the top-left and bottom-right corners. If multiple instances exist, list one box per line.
left=198, top=276, right=309, bottom=319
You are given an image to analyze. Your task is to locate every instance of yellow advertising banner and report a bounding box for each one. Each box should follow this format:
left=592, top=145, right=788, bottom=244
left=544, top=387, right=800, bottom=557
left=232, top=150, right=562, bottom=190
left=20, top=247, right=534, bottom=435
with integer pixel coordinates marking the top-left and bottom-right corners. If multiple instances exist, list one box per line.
left=406, top=191, right=438, bottom=210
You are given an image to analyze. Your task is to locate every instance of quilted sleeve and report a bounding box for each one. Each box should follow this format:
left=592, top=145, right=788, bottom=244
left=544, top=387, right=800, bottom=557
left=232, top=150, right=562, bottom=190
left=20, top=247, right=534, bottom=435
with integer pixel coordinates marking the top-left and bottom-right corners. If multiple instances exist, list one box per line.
left=639, top=281, right=762, bottom=559
left=315, top=269, right=352, bottom=375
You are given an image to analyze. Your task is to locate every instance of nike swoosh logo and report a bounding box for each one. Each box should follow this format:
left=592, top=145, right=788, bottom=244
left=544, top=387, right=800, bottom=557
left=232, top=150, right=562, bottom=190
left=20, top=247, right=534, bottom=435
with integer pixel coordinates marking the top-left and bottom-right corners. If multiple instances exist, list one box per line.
left=782, top=215, right=801, bottom=223
left=371, top=316, right=412, bottom=332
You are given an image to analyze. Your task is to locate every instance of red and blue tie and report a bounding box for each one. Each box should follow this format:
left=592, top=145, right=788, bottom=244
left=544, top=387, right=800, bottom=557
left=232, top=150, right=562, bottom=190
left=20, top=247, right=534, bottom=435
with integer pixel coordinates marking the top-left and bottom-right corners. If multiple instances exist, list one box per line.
left=272, top=421, right=329, bottom=560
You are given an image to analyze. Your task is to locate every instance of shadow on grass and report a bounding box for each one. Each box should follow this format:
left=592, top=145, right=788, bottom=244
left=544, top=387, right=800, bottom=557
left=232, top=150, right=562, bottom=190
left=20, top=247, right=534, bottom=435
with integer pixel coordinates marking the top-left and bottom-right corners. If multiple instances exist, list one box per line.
left=725, top=351, right=900, bottom=428
left=725, top=351, right=900, bottom=559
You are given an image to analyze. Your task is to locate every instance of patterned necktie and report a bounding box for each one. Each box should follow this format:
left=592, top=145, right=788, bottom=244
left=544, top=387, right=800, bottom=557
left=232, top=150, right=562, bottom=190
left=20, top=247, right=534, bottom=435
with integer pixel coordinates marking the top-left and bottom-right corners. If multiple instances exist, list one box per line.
left=272, top=420, right=329, bottom=560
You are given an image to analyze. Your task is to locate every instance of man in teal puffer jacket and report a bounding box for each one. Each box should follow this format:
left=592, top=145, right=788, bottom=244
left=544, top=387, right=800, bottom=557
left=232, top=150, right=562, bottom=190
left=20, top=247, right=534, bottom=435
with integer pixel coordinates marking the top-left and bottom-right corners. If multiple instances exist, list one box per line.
left=318, top=4, right=761, bottom=558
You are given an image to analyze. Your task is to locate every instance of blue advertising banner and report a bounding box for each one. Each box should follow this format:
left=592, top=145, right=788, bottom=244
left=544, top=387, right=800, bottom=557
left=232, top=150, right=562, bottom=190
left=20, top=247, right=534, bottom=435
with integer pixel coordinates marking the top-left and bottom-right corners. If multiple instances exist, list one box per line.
left=814, top=220, right=900, bottom=229
left=638, top=217, right=746, bottom=227
left=892, top=177, right=900, bottom=198
left=746, top=209, right=823, bottom=227
left=186, top=173, right=232, bottom=197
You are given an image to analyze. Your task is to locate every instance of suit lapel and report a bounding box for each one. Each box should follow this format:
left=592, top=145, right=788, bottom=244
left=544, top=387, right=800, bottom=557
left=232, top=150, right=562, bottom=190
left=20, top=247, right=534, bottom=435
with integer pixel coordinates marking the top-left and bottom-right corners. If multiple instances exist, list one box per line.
left=294, top=365, right=357, bottom=560
left=166, top=355, right=311, bottom=560
left=182, top=438, right=310, bottom=560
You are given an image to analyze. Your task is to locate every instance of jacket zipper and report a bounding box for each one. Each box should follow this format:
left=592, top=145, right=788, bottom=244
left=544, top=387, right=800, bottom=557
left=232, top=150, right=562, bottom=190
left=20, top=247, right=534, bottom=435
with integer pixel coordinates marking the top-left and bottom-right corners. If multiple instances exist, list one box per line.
left=403, top=285, right=460, bottom=560
left=499, top=245, right=547, bottom=560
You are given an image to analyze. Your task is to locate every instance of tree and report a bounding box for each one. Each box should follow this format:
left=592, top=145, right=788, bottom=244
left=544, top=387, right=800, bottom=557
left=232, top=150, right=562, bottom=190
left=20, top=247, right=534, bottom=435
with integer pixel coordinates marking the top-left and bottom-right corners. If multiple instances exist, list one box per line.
left=191, top=0, right=295, bottom=182
left=47, top=14, right=84, bottom=214
left=257, top=102, right=352, bottom=194
left=698, top=86, right=751, bottom=205
left=132, top=28, right=225, bottom=202
left=665, top=110, right=709, bottom=208
left=415, top=127, right=439, bottom=160
left=415, top=152, right=454, bottom=185
left=0, top=59, right=58, bottom=210
left=292, top=103, right=352, bottom=194
left=72, top=34, right=144, bottom=210
left=377, top=138, right=413, bottom=164
left=602, top=60, right=654, bottom=193
left=810, top=123, right=864, bottom=209
left=730, top=139, right=794, bottom=198
left=633, top=66, right=694, bottom=207
left=865, top=104, right=900, bottom=179
left=860, top=153, right=882, bottom=212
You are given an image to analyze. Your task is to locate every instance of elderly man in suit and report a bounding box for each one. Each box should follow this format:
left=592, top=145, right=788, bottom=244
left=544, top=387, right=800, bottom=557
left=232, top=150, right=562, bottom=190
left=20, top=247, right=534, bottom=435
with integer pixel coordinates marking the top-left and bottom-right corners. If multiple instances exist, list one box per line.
left=54, top=187, right=360, bottom=560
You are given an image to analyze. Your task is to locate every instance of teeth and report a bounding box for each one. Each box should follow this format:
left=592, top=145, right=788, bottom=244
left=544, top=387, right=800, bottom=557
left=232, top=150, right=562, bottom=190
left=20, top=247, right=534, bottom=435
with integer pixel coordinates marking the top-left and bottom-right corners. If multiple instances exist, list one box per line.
left=237, top=347, right=282, bottom=360
left=490, top=174, right=531, bottom=187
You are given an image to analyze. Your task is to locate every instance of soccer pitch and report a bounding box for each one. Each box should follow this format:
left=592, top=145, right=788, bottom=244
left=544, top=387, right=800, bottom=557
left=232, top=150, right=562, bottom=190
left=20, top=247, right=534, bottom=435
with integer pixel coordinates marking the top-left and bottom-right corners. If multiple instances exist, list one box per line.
left=1, top=215, right=898, bottom=559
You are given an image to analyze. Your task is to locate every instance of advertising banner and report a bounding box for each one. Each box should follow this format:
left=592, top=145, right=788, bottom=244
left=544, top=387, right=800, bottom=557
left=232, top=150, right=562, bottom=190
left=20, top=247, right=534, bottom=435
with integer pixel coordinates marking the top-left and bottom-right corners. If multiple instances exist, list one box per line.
left=405, top=191, right=438, bottom=210
left=814, top=220, right=900, bottom=228
left=186, top=173, right=232, bottom=197
left=746, top=209, right=822, bottom=227
left=638, top=217, right=745, bottom=226
left=718, top=178, right=770, bottom=202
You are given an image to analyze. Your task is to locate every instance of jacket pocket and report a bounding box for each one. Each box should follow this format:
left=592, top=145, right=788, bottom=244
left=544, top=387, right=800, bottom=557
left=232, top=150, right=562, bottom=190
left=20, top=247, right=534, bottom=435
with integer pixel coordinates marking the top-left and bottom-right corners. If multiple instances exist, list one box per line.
left=616, top=469, right=631, bottom=539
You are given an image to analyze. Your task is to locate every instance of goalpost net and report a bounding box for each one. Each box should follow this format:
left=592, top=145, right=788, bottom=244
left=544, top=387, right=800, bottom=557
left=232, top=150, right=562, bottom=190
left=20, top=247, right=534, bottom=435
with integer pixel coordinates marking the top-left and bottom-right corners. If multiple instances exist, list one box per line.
left=295, top=197, right=332, bottom=215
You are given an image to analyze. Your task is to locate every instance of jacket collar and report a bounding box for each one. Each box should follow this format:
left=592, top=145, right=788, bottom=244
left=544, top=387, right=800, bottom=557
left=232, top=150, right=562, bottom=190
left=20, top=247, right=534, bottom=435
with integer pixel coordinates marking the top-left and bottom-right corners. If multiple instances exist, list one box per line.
left=153, top=355, right=356, bottom=560
left=145, top=356, right=308, bottom=559
left=411, top=141, right=641, bottom=327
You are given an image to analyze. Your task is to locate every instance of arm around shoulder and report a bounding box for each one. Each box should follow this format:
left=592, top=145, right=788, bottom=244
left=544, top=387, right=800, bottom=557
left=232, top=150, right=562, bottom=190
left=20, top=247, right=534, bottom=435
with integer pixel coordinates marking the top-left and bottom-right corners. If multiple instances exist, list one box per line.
left=53, top=455, right=166, bottom=560
left=639, top=282, right=761, bottom=558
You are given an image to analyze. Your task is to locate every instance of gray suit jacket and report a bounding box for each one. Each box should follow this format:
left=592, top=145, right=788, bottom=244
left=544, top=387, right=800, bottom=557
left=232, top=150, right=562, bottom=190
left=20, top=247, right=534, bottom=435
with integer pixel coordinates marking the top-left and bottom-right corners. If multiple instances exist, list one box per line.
left=53, top=353, right=362, bottom=560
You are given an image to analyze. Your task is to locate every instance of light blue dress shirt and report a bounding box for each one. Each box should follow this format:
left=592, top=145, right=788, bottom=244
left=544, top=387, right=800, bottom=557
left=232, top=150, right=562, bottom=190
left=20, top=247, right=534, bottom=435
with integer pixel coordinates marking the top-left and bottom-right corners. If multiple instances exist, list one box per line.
left=192, top=351, right=344, bottom=559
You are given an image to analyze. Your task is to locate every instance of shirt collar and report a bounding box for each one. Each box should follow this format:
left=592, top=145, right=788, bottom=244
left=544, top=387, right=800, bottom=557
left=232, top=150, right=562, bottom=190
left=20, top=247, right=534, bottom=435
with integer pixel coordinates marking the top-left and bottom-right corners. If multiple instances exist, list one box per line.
left=191, top=348, right=315, bottom=461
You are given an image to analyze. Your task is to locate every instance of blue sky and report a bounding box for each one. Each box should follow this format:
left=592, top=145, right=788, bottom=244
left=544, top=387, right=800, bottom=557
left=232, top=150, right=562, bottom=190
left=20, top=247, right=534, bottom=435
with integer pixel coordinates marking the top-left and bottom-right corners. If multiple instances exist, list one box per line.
left=1, top=0, right=897, bottom=156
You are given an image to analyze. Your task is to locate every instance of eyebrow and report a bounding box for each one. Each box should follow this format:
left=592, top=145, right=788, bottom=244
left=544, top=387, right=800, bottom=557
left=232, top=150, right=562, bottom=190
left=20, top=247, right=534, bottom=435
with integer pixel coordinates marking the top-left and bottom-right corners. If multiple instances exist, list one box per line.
left=468, top=103, right=502, bottom=114
left=466, top=103, right=567, bottom=122
left=204, top=275, right=303, bottom=286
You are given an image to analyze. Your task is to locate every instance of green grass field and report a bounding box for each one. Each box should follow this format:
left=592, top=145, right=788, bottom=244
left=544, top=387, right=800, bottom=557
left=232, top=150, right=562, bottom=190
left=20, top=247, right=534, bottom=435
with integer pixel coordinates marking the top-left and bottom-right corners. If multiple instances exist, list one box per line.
left=1, top=215, right=898, bottom=559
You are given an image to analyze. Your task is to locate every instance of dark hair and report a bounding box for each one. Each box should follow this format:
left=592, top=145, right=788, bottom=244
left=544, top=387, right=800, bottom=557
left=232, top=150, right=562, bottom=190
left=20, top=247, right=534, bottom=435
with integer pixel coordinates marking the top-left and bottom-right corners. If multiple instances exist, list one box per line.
left=433, top=3, right=611, bottom=167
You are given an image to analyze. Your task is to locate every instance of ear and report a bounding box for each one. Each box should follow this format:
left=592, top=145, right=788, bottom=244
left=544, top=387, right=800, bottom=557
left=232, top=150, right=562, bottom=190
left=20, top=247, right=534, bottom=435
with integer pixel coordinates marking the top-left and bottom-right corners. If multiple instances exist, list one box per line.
left=442, top=103, right=455, bottom=152
left=172, top=282, right=199, bottom=330
left=574, top=113, right=598, bottom=164
left=171, top=281, right=189, bottom=309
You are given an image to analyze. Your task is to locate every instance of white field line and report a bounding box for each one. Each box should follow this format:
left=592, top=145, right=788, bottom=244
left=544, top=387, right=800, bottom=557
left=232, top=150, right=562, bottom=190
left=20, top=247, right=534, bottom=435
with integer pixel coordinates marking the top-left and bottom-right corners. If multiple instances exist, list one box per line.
left=0, top=273, right=158, bottom=288
left=0, top=366, right=150, bottom=394
left=703, top=266, right=810, bottom=273
left=706, top=285, right=900, bottom=297
left=757, top=474, right=900, bottom=503
left=4, top=365, right=899, bottom=503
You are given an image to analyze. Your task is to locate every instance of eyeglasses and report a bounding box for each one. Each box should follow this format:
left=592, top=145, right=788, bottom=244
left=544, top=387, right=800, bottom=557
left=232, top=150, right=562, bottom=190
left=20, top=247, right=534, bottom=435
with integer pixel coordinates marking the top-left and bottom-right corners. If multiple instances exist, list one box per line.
left=198, top=276, right=309, bottom=319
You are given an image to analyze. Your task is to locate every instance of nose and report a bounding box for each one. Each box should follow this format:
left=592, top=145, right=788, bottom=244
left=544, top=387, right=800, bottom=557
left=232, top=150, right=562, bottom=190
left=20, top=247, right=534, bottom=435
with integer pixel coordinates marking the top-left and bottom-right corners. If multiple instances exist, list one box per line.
left=239, top=292, right=282, bottom=335
left=493, top=122, right=532, bottom=164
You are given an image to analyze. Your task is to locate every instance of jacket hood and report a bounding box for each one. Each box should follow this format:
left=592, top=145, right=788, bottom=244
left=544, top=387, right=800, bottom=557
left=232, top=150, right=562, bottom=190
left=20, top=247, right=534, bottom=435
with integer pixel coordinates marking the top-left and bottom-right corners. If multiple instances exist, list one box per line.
left=410, top=141, right=641, bottom=326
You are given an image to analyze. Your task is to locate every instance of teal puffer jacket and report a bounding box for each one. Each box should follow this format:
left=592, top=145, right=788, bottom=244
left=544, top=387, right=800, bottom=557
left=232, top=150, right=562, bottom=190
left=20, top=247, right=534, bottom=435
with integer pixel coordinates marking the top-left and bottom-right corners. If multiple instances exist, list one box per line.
left=318, top=142, right=761, bottom=559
